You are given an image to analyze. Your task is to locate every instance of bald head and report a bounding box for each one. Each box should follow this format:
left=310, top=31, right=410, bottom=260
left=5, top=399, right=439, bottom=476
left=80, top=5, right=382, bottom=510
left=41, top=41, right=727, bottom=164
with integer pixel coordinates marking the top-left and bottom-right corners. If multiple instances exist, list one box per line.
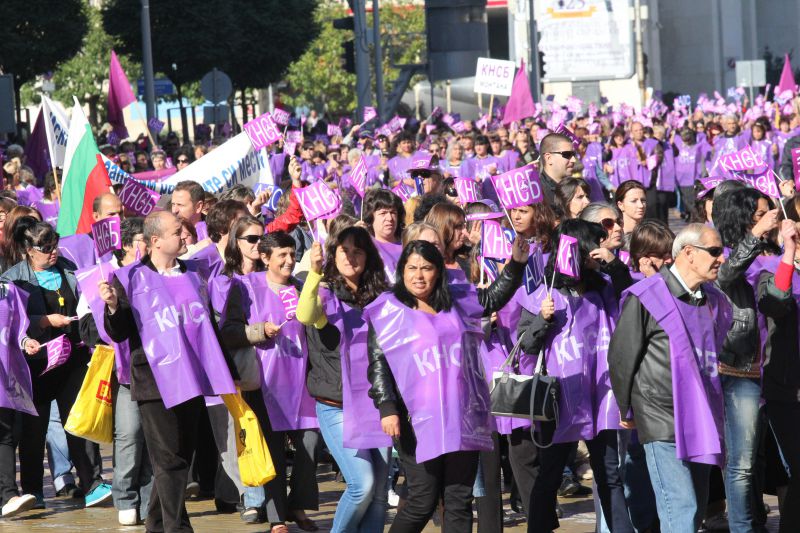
left=144, top=211, right=185, bottom=258
left=92, top=193, right=123, bottom=222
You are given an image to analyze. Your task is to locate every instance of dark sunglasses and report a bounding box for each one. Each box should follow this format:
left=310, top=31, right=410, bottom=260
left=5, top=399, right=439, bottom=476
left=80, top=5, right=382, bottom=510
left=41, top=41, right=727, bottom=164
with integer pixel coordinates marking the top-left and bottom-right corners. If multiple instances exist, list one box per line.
left=600, top=218, right=620, bottom=230
left=32, top=241, right=59, bottom=254
left=237, top=235, right=262, bottom=244
left=176, top=158, right=189, bottom=163
left=411, top=170, right=433, bottom=179
left=690, top=244, right=724, bottom=258
left=549, top=150, right=575, bottom=160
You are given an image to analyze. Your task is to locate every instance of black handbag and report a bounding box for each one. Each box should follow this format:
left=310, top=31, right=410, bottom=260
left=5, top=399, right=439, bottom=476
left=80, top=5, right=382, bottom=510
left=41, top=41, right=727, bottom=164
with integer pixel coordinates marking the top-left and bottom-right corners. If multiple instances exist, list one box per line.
left=489, top=332, right=560, bottom=448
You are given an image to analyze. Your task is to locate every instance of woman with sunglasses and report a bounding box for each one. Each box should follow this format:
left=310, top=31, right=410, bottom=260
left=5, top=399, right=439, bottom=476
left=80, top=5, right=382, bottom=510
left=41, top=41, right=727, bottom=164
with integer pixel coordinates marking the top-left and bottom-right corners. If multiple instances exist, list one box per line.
left=615, top=180, right=647, bottom=239
left=296, top=225, right=390, bottom=533
left=220, top=229, right=321, bottom=532
left=516, top=219, right=633, bottom=533
left=1, top=220, right=110, bottom=509
left=711, top=186, right=780, bottom=533
left=579, top=203, right=633, bottom=297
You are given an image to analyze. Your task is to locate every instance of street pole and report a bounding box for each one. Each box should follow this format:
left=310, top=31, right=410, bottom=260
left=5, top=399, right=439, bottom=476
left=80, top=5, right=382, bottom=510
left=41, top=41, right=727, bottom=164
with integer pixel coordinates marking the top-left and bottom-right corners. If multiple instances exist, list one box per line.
left=373, top=0, right=385, bottom=122
left=634, top=0, right=646, bottom=107
left=352, top=0, right=372, bottom=122
left=141, top=0, right=156, bottom=141
left=529, top=0, right=542, bottom=102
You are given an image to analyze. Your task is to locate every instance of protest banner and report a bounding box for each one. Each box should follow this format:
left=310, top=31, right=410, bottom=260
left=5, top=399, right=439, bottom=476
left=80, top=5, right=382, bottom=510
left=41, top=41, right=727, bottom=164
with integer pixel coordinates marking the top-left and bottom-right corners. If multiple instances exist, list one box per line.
left=118, top=178, right=159, bottom=216
left=243, top=112, right=282, bottom=151
left=286, top=131, right=303, bottom=143
left=363, top=106, right=377, bottom=123
left=295, top=181, right=342, bottom=222
left=349, top=156, right=368, bottom=197
left=41, top=335, right=72, bottom=375
left=91, top=216, right=121, bottom=257
left=272, top=108, right=290, bottom=126
left=716, top=145, right=767, bottom=174
left=524, top=243, right=545, bottom=294
left=481, top=220, right=512, bottom=260
left=555, top=235, right=580, bottom=278
left=327, top=124, right=342, bottom=137
left=454, top=178, right=481, bottom=204
left=473, top=58, right=516, bottom=97
left=490, top=162, right=544, bottom=209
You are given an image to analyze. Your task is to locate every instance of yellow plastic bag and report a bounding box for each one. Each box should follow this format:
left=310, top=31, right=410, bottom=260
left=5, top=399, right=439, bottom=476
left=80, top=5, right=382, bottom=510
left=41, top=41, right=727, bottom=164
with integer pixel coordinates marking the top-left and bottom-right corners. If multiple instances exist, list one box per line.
left=222, top=392, right=276, bottom=487
left=65, top=345, right=115, bottom=444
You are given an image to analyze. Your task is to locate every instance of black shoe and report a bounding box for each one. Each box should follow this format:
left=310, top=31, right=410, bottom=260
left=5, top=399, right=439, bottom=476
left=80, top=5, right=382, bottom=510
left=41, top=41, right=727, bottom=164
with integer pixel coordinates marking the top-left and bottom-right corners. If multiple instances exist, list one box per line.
left=214, top=498, right=239, bottom=514
left=556, top=503, right=564, bottom=519
left=557, top=474, right=580, bottom=497
left=240, top=506, right=265, bottom=524
left=56, top=483, right=84, bottom=499
left=573, top=484, right=593, bottom=496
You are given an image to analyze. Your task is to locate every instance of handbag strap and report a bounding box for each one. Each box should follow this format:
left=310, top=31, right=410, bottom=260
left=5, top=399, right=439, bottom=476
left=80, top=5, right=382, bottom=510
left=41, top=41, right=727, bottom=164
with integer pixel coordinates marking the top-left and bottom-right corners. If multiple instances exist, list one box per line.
left=529, top=387, right=559, bottom=449
left=499, top=331, right=527, bottom=371
left=534, top=349, right=549, bottom=377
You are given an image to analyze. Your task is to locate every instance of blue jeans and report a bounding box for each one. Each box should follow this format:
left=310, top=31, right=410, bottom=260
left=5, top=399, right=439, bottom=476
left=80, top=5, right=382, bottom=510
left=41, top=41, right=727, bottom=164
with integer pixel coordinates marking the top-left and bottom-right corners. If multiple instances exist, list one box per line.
left=112, top=383, right=153, bottom=517
left=644, top=441, right=711, bottom=533
left=316, top=402, right=389, bottom=533
left=46, top=400, right=75, bottom=493
left=721, top=375, right=761, bottom=533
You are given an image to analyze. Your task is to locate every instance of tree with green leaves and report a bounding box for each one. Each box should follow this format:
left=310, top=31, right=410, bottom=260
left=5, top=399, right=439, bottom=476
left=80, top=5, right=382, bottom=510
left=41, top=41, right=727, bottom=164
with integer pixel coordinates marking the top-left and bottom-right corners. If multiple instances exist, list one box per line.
left=0, top=0, right=88, bottom=123
left=283, top=0, right=425, bottom=116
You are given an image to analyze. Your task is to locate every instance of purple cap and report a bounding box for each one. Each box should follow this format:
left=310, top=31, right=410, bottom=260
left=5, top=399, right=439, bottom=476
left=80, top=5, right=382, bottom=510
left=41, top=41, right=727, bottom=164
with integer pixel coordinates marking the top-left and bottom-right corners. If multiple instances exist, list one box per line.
left=409, top=151, right=439, bottom=173
left=697, top=176, right=724, bottom=199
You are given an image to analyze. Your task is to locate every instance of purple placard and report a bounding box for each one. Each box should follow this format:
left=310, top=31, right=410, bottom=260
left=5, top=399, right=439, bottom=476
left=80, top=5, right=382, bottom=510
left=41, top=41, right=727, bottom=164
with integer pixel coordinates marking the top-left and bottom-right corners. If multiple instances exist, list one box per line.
left=327, top=124, right=342, bottom=137
left=41, top=335, right=72, bottom=375
left=272, top=108, right=290, bottom=126
left=481, top=220, right=512, bottom=260
left=646, top=154, right=658, bottom=171
left=716, top=145, right=766, bottom=174
left=295, top=181, right=342, bottom=221
left=119, top=179, right=158, bottom=216
left=733, top=169, right=781, bottom=198
left=286, top=131, right=303, bottom=143
left=792, top=147, right=800, bottom=187
left=555, top=235, right=580, bottom=278
left=388, top=116, right=403, bottom=133
left=278, top=285, right=299, bottom=320
left=91, top=216, right=122, bottom=257
left=148, top=117, right=165, bottom=133
left=243, top=112, right=282, bottom=151
left=349, top=156, right=368, bottom=197
left=284, top=142, right=297, bottom=155
left=107, top=131, right=120, bottom=146
left=555, top=123, right=581, bottom=150
left=363, top=107, right=377, bottom=123
left=618, top=249, right=632, bottom=267
left=391, top=184, right=412, bottom=203
left=429, top=106, right=443, bottom=122
left=442, top=114, right=455, bottom=126
left=454, top=177, right=481, bottom=204
left=524, top=244, right=545, bottom=294
left=490, top=162, right=544, bottom=209
left=452, top=121, right=466, bottom=133
left=425, top=124, right=436, bottom=135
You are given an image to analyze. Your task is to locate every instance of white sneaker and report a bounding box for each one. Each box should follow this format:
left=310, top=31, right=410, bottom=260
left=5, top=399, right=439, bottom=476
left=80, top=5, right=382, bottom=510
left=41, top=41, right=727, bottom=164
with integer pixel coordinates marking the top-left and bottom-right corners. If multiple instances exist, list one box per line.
left=387, top=488, right=400, bottom=508
left=2, top=494, right=36, bottom=517
left=576, top=462, right=593, bottom=480
left=118, top=508, right=138, bottom=525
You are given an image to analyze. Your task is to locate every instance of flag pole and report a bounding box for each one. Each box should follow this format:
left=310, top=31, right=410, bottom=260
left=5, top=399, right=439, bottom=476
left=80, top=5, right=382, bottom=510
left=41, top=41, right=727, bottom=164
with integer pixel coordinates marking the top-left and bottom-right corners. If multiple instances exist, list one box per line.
left=770, top=169, right=789, bottom=218
left=488, top=94, right=495, bottom=122
left=51, top=166, right=62, bottom=203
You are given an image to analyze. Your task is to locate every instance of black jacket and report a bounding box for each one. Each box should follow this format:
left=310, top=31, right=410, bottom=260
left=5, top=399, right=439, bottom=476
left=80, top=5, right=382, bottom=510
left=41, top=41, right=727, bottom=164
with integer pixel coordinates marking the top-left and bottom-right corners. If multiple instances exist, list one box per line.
left=104, top=256, right=237, bottom=402
left=715, top=233, right=765, bottom=370
left=779, top=133, right=800, bottom=182
left=539, top=171, right=558, bottom=206
left=608, top=267, right=712, bottom=444
left=757, top=270, right=800, bottom=403
left=368, top=258, right=525, bottom=418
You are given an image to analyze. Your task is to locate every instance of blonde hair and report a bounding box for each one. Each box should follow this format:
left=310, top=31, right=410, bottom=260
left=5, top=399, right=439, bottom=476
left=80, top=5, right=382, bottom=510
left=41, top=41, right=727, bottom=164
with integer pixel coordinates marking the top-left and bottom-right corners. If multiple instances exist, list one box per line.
left=402, top=222, right=441, bottom=247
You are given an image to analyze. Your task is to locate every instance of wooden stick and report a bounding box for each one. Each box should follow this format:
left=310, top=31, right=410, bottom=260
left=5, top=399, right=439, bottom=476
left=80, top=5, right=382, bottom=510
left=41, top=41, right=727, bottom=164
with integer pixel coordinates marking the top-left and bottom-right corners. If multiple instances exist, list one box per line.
left=139, top=116, right=158, bottom=149
left=51, top=166, right=62, bottom=203
left=771, top=169, right=790, bottom=219
left=488, top=94, right=495, bottom=121
left=479, top=257, right=485, bottom=287
left=547, top=267, right=557, bottom=299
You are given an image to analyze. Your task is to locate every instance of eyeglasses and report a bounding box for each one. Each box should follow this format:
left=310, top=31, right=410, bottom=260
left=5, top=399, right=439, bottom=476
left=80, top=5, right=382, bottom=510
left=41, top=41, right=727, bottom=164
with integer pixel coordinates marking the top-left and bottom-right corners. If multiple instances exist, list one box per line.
left=412, top=170, right=433, bottom=179
left=176, top=158, right=189, bottom=164
left=600, top=218, right=621, bottom=230
left=689, top=244, right=724, bottom=258
left=237, top=235, right=262, bottom=244
left=32, top=242, right=59, bottom=255
left=548, top=150, right=575, bottom=160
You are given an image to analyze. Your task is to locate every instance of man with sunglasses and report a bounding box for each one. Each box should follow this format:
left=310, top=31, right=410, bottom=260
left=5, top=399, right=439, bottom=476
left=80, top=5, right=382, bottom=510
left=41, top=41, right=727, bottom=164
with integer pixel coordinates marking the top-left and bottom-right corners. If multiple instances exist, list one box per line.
left=609, top=224, right=732, bottom=533
left=539, top=133, right=577, bottom=205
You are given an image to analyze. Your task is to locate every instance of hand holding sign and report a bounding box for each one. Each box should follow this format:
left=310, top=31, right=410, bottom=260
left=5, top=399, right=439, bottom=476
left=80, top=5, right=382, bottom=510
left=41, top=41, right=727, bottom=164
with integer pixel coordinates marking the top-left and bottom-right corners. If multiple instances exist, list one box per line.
left=41, top=335, right=72, bottom=375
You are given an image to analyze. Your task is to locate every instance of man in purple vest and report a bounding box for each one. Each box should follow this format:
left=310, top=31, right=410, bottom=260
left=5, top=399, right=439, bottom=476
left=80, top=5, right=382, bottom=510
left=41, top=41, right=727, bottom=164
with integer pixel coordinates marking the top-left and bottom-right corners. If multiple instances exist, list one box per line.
left=98, top=211, right=237, bottom=533
left=609, top=223, right=732, bottom=533
left=170, top=181, right=207, bottom=241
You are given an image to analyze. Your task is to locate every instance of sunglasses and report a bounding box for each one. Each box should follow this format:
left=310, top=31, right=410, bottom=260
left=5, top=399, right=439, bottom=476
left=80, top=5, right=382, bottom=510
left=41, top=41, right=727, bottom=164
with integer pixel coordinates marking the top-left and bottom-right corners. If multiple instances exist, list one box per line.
left=600, top=218, right=621, bottom=230
left=32, top=242, right=59, bottom=254
left=549, top=150, right=575, bottom=160
left=690, top=244, right=724, bottom=258
left=237, top=235, right=262, bottom=244
left=177, top=158, right=189, bottom=164
left=412, top=170, right=433, bottom=179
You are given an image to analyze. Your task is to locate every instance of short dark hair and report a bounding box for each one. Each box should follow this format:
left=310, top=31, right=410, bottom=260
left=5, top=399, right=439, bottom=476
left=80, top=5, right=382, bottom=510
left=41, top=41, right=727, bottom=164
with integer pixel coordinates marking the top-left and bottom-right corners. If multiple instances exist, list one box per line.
left=362, top=189, right=405, bottom=240
left=220, top=184, right=255, bottom=204
left=554, top=177, right=591, bottom=220
left=544, top=218, right=608, bottom=292
left=539, top=133, right=573, bottom=154
left=206, top=200, right=248, bottom=243
left=474, top=135, right=489, bottom=147
left=221, top=215, right=265, bottom=276
left=614, top=180, right=646, bottom=205
left=629, top=220, right=674, bottom=272
left=115, top=217, right=145, bottom=262
left=173, top=180, right=206, bottom=203
left=393, top=240, right=452, bottom=312
left=257, top=230, right=296, bottom=258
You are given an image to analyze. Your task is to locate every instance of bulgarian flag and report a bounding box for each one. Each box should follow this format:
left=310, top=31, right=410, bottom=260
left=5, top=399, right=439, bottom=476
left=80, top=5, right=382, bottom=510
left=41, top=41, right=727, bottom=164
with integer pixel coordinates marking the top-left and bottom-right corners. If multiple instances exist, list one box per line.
left=56, top=97, right=112, bottom=236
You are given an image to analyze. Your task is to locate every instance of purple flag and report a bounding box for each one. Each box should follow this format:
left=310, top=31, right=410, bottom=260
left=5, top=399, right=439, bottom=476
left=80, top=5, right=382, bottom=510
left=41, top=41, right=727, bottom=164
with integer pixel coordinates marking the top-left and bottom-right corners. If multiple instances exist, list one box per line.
left=732, top=168, right=781, bottom=198
left=295, top=181, right=342, bottom=221
left=481, top=220, right=512, bottom=260
left=778, top=53, right=796, bottom=96
left=454, top=177, right=481, bottom=204
left=277, top=285, right=299, bottom=320
left=442, top=114, right=455, bottom=127
left=91, top=217, right=121, bottom=258
left=286, top=130, right=303, bottom=143
left=502, top=60, right=536, bottom=125
left=364, top=292, right=493, bottom=462
left=114, top=261, right=237, bottom=408
left=523, top=243, right=545, bottom=294
left=716, top=145, right=768, bottom=174
left=0, top=284, right=36, bottom=415
left=119, top=178, right=159, bottom=216
left=27, top=109, right=52, bottom=181
left=272, top=108, right=290, bottom=126
left=243, top=112, right=282, bottom=151
left=452, top=121, right=466, bottom=133
left=363, top=106, right=377, bottom=123
left=107, top=50, right=137, bottom=138
left=339, top=117, right=353, bottom=131
left=147, top=116, right=165, bottom=133
left=555, top=235, right=580, bottom=278
left=42, top=335, right=72, bottom=375
left=327, top=124, right=342, bottom=137
left=624, top=274, right=731, bottom=466
left=348, top=156, right=368, bottom=197
left=555, top=123, right=581, bottom=150
left=490, top=162, right=544, bottom=209
left=391, top=184, right=412, bottom=202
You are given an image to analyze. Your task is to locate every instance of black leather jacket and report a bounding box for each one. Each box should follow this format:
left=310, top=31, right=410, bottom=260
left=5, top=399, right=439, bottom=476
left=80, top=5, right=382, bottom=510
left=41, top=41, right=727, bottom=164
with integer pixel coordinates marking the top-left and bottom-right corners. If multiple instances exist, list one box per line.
left=608, top=267, right=711, bottom=444
left=757, top=270, right=800, bottom=403
left=367, top=259, right=524, bottom=418
left=715, top=233, right=765, bottom=370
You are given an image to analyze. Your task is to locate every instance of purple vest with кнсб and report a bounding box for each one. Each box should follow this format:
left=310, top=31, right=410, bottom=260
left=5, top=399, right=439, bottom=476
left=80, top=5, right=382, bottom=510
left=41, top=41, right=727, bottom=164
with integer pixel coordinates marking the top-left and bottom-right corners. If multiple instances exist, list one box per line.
left=114, top=260, right=236, bottom=408
left=0, top=283, right=36, bottom=415
left=364, top=292, right=494, bottom=463
left=623, top=273, right=731, bottom=466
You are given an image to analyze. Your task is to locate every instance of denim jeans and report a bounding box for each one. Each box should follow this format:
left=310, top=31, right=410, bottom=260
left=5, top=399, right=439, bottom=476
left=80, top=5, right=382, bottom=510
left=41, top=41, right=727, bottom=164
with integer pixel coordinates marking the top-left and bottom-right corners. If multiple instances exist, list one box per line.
left=643, top=441, right=711, bottom=533
left=721, top=375, right=761, bottom=533
left=112, top=382, right=153, bottom=517
left=316, top=402, right=389, bottom=533
left=46, top=400, right=75, bottom=493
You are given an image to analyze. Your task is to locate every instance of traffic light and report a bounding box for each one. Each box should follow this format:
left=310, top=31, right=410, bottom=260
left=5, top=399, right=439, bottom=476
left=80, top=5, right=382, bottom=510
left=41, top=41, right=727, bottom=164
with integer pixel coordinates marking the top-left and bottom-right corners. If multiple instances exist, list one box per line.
left=333, top=17, right=356, bottom=74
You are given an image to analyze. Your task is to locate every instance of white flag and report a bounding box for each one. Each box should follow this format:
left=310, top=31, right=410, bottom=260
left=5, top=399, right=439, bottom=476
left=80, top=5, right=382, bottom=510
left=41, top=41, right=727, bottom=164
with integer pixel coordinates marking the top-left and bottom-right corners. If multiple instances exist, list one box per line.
left=40, top=95, right=70, bottom=170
